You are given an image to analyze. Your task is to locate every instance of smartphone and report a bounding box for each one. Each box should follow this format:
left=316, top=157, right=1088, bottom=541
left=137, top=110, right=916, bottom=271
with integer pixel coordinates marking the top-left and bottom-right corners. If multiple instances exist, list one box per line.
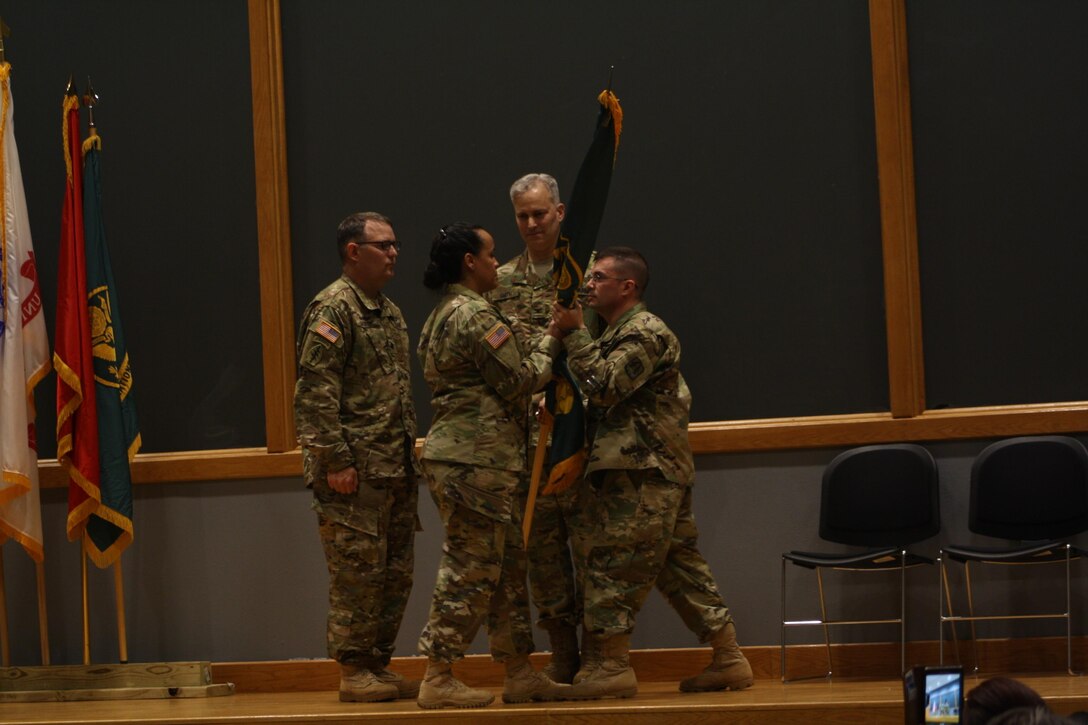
left=905, top=665, right=965, bottom=724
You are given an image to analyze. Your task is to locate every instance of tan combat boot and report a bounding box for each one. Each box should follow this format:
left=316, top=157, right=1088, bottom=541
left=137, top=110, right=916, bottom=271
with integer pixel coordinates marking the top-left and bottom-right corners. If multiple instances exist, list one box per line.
left=679, top=622, right=754, bottom=692
left=502, top=654, right=572, bottom=703
left=541, top=623, right=581, bottom=684
left=416, top=660, right=495, bottom=709
left=371, top=665, right=422, bottom=699
left=573, top=628, right=603, bottom=684
left=565, top=633, right=637, bottom=700
left=338, top=663, right=399, bottom=702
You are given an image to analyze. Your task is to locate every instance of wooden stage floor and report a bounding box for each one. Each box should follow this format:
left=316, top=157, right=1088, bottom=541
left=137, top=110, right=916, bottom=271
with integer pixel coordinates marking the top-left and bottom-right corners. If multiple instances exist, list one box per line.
left=3, top=673, right=1088, bottom=725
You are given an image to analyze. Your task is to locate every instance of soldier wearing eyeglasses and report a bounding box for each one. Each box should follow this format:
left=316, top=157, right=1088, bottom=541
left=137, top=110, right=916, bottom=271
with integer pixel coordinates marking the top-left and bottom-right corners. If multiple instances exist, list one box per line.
left=294, top=211, right=420, bottom=704
left=551, top=247, right=753, bottom=700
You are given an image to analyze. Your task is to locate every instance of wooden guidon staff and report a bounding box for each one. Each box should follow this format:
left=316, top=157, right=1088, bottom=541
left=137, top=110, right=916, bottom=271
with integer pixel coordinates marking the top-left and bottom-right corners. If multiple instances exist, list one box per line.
left=522, top=411, right=555, bottom=548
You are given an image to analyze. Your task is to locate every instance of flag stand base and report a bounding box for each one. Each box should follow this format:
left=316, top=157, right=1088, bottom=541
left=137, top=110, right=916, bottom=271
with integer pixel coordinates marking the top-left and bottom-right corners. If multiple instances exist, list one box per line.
left=0, top=661, right=234, bottom=702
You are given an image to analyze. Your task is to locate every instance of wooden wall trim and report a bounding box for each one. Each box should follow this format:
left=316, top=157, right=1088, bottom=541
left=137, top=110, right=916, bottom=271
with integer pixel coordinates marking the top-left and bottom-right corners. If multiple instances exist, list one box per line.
left=688, top=401, right=1088, bottom=453
left=869, top=0, right=926, bottom=419
left=35, top=403, right=1087, bottom=487
left=248, top=0, right=297, bottom=453
left=39, top=448, right=301, bottom=488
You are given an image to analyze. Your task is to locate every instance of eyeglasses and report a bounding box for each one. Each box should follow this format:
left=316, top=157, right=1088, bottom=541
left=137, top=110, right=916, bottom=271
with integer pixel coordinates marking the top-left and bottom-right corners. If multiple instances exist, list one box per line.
left=586, top=271, right=632, bottom=284
left=356, top=240, right=401, bottom=253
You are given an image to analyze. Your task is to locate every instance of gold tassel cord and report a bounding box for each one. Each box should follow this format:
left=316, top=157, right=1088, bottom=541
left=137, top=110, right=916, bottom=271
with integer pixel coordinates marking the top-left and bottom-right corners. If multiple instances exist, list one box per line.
left=62, top=93, right=79, bottom=183
left=82, top=127, right=101, bottom=155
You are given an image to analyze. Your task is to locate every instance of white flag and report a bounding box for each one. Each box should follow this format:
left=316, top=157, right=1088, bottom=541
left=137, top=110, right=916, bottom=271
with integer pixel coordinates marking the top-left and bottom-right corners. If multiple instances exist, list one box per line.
left=0, top=62, right=50, bottom=563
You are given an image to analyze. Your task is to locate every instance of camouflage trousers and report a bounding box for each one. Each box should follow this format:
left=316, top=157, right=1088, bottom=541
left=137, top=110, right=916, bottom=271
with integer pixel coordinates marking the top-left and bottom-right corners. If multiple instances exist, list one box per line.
left=314, top=473, right=419, bottom=666
left=522, top=484, right=582, bottom=631
left=523, top=412, right=581, bottom=632
left=574, top=469, right=732, bottom=640
left=418, top=460, right=534, bottom=663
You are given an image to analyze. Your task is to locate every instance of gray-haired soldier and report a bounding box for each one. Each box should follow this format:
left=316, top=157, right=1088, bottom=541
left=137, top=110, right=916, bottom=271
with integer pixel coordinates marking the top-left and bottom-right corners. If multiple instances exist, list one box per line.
left=552, top=247, right=754, bottom=700
left=294, top=212, right=420, bottom=703
left=485, top=173, right=584, bottom=683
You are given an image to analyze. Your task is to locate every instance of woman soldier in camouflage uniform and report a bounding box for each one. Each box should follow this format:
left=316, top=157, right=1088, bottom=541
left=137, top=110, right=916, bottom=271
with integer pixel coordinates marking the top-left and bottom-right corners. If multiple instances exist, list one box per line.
left=415, top=223, right=571, bottom=709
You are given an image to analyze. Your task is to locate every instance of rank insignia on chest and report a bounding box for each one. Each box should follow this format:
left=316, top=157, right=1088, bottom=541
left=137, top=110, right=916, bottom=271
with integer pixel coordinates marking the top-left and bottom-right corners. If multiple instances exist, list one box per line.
left=314, top=319, right=342, bottom=344
left=485, top=322, right=512, bottom=349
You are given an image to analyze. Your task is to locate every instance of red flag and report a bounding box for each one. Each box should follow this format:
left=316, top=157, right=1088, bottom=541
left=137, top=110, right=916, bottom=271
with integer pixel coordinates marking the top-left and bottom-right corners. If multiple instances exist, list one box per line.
left=53, top=89, right=100, bottom=541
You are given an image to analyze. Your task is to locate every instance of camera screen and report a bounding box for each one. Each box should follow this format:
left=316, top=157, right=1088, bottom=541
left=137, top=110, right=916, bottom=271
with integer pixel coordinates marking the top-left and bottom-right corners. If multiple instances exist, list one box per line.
left=924, top=671, right=963, bottom=723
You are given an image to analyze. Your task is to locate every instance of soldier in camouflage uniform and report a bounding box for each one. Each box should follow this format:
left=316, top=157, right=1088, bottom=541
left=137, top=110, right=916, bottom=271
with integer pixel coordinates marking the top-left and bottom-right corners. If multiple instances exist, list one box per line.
left=294, top=212, right=421, bottom=703
left=415, top=222, right=571, bottom=709
left=485, top=173, right=583, bottom=683
left=551, top=247, right=754, bottom=700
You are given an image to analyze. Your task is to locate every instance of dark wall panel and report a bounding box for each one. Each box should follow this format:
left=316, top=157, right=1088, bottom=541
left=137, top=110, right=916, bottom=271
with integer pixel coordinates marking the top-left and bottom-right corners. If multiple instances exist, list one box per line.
left=7, top=1, right=264, bottom=455
left=283, top=0, right=889, bottom=429
left=909, top=0, right=1088, bottom=408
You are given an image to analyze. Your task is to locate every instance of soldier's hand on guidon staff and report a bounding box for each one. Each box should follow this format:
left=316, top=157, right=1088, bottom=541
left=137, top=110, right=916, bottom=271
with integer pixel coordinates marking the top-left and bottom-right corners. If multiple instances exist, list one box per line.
left=552, top=300, right=585, bottom=332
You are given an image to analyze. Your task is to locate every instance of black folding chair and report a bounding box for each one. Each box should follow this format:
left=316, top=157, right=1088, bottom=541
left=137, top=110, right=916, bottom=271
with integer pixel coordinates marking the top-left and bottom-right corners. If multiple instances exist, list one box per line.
left=781, top=444, right=939, bottom=681
left=939, top=435, right=1088, bottom=675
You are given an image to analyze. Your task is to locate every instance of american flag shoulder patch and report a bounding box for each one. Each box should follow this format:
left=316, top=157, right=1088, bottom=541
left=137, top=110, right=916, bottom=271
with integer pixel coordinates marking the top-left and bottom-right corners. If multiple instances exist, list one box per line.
left=313, top=319, right=342, bottom=344
left=485, top=322, right=512, bottom=349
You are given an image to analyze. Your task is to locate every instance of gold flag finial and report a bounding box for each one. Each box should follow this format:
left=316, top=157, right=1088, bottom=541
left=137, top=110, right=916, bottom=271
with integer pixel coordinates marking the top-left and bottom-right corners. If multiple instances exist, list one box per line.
left=84, top=76, right=99, bottom=122
left=82, top=77, right=102, bottom=153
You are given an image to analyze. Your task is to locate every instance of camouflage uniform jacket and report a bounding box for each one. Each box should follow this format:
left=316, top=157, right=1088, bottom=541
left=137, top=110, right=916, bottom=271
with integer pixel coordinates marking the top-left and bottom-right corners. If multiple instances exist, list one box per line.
left=418, top=283, right=560, bottom=472
left=562, top=302, right=695, bottom=484
left=294, top=275, right=420, bottom=484
left=486, top=249, right=554, bottom=353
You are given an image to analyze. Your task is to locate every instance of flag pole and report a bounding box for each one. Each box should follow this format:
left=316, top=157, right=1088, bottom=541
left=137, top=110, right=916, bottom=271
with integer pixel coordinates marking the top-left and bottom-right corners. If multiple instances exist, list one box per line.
left=0, top=558, right=52, bottom=666
left=83, top=76, right=98, bottom=144
left=522, top=410, right=555, bottom=548
left=0, top=549, right=9, bottom=666
left=523, top=77, right=622, bottom=540
left=113, top=560, right=128, bottom=663
left=36, top=561, right=49, bottom=664
left=0, top=31, right=7, bottom=658
left=0, top=15, right=8, bottom=65
left=81, top=536, right=90, bottom=664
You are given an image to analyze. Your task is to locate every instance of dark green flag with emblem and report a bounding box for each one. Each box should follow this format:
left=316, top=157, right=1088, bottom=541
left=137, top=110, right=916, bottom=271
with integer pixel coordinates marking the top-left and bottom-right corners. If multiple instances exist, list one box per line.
left=82, top=131, right=140, bottom=566
left=541, top=89, right=623, bottom=495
